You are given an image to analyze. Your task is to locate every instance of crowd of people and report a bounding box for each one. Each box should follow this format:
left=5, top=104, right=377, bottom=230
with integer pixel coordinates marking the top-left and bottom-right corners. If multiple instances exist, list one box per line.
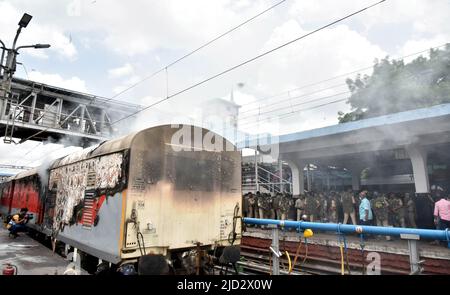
left=242, top=189, right=450, bottom=238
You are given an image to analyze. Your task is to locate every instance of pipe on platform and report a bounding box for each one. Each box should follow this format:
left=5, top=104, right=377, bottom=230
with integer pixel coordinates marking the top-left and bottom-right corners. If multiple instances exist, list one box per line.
left=243, top=218, right=450, bottom=244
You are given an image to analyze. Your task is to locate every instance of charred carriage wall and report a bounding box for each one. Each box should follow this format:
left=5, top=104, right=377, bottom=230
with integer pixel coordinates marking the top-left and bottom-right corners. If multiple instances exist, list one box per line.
left=48, top=149, right=129, bottom=234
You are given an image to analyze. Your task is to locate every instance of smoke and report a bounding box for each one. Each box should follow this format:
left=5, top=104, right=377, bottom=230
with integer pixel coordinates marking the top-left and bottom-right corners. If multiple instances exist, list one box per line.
left=34, top=135, right=90, bottom=191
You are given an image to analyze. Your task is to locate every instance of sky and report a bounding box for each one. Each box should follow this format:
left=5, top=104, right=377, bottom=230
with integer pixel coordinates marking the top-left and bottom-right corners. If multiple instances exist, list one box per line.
left=0, top=0, right=449, bottom=172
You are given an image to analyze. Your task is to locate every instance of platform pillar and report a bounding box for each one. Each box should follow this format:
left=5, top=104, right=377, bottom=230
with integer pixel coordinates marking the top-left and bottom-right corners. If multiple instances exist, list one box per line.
left=401, top=233, right=422, bottom=275
left=269, top=225, right=280, bottom=275
left=406, top=145, right=430, bottom=193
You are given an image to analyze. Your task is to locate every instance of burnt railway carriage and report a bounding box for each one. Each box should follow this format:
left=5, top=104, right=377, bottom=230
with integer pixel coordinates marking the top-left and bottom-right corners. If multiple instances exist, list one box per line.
left=0, top=125, right=242, bottom=272
left=0, top=169, right=42, bottom=226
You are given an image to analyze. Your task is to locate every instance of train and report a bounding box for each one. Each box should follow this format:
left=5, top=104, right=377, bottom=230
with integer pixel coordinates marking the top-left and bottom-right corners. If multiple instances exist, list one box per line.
left=0, top=124, right=242, bottom=274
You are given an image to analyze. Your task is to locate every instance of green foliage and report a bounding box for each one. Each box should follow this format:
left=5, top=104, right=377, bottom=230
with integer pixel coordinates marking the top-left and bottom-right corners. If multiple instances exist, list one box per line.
left=338, top=44, right=450, bottom=123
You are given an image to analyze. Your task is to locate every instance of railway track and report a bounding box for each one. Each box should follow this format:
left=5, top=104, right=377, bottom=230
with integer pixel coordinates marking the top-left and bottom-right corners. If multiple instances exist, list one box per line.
left=239, top=244, right=407, bottom=275
left=239, top=248, right=340, bottom=275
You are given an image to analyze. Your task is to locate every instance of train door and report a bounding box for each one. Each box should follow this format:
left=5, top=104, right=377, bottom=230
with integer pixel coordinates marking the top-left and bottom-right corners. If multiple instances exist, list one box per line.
left=43, top=185, right=57, bottom=231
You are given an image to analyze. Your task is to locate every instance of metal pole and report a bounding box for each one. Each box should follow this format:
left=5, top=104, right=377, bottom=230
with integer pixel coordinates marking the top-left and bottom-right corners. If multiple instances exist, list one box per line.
left=270, top=225, right=280, bottom=275
left=29, top=92, right=37, bottom=123
left=255, top=150, right=259, bottom=192
left=401, top=233, right=421, bottom=274
left=306, top=164, right=311, bottom=191
left=0, top=39, right=6, bottom=77
left=408, top=240, right=420, bottom=274
left=279, top=160, right=283, bottom=192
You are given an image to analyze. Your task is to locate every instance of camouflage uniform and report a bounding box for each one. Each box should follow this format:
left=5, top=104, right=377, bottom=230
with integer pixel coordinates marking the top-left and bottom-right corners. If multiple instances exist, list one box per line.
left=243, top=194, right=249, bottom=217
left=405, top=194, right=417, bottom=228
left=278, top=194, right=293, bottom=220
left=272, top=194, right=282, bottom=220
left=342, top=191, right=356, bottom=225
left=247, top=193, right=257, bottom=219
left=328, top=194, right=338, bottom=223
left=268, top=195, right=276, bottom=220
left=372, top=194, right=391, bottom=240
left=389, top=195, right=406, bottom=228
left=373, top=195, right=390, bottom=225
left=257, top=194, right=271, bottom=220
left=319, top=194, right=328, bottom=222
left=305, top=193, right=320, bottom=222
left=295, top=195, right=305, bottom=221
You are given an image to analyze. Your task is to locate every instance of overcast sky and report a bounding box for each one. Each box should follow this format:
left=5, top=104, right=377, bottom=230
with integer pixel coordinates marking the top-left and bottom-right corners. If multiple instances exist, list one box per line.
left=0, top=0, right=449, bottom=172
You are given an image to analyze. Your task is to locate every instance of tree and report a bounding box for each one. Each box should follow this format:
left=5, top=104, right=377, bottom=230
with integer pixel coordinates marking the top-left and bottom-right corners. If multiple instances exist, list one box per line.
left=338, top=44, right=450, bottom=123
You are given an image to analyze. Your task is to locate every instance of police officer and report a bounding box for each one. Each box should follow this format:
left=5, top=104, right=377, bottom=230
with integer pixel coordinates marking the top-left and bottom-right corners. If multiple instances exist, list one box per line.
left=278, top=194, right=293, bottom=220
left=268, top=194, right=276, bottom=220
left=305, top=192, right=320, bottom=222
left=273, top=193, right=282, bottom=220
left=247, top=192, right=257, bottom=219
left=295, top=195, right=306, bottom=221
left=328, top=192, right=338, bottom=223
left=258, top=193, right=270, bottom=220
left=243, top=193, right=249, bottom=217
left=372, top=193, right=391, bottom=238
left=389, top=193, right=406, bottom=227
left=342, top=189, right=356, bottom=225
left=255, top=191, right=262, bottom=219
left=319, top=193, right=328, bottom=223
left=405, top=193, right=417, bottom=228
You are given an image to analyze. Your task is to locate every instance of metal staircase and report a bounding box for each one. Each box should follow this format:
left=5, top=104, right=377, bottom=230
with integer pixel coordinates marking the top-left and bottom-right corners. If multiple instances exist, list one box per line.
left=242, top=164, right=292, bottom=194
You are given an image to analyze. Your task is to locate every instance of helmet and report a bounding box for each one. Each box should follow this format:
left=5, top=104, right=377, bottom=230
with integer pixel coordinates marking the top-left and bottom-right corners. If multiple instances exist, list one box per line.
left=303, top=229, right=314, bottom=238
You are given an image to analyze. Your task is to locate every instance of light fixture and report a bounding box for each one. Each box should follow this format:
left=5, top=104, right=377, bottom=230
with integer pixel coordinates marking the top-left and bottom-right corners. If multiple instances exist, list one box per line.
left=18, top=13, right=33, bottom=28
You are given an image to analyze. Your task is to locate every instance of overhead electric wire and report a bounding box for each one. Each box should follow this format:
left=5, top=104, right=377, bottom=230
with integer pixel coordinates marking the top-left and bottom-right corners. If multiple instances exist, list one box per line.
left=239, top=90, right=351, bottom=123
left=107, top=0, right=288, bottom=101
left=109, top=0, right=387, bottom=126
left=19, top=0, right=288, bottom=144
left=238, top=95, right=349, bottom=130
left=236, top=43, right=450, bottom=126
left=23, top=141, right=43, bottom=157
left=239, top=42, right=449, bottom=109
left=237, top=56, right=438, bottom=131
left=23, top=145, right=69, bottom=166
left=239, top=82, right=348, bottom=115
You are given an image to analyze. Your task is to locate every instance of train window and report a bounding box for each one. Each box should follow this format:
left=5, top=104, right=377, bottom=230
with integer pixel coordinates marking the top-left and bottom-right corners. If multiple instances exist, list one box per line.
left=165, top=151, right=236, bottom=192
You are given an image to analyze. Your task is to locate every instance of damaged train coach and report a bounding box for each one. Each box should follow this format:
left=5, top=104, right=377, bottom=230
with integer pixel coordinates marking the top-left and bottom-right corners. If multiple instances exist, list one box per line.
left=0, top=125, right=242, bottom=274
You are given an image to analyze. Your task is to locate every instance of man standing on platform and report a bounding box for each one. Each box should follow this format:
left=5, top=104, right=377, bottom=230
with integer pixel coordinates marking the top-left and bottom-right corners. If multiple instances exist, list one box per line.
left=434, top=193, right=450, bottom=231
left=359, top=190, right=373, bottom=226
left=405, top=193, right=417, bottom=228
left=342, top=189, right=356, bottom=225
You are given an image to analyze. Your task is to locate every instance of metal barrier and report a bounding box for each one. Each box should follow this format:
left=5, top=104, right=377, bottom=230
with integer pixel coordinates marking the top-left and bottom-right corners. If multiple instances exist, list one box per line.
left=243, top=217, right=450, bottom=275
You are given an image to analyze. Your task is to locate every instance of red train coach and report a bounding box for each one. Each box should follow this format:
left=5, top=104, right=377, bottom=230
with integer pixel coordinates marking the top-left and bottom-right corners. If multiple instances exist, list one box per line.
left=0, top=124, right=242, bottom=274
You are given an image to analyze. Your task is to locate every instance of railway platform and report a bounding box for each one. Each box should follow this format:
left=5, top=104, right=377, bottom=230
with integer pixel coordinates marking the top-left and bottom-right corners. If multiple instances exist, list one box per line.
left=0, top=229, right=87, bottom=275
left=243, top=227, right=450, bottom=275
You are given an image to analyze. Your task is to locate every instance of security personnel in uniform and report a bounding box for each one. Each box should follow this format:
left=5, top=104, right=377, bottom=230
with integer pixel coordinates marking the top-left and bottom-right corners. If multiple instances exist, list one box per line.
left=319, top=193, right=328, bottom=222
left=278, top=194, right=293, bottom=220
left=295, top=195, right=306, bottom=221
left=389, top=193, right=406, bottom=227
left=329, top=192, right=338, bottom=223
left=268, top=194, right=276, bottom=220
left=273, top=193, right=282, bottom=220
left=305, top=192, right=320, bottom=222
left=342, top=189, right=356, bottom=225
left=242, top=193, right=249, bottom=217
left=257, top=193, right=270, bottom=220
left=372, top=193, right=391, bottom=240
left=405, top=193, right=417, bottom=228
left=247, top=192, right=257, bottom=219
